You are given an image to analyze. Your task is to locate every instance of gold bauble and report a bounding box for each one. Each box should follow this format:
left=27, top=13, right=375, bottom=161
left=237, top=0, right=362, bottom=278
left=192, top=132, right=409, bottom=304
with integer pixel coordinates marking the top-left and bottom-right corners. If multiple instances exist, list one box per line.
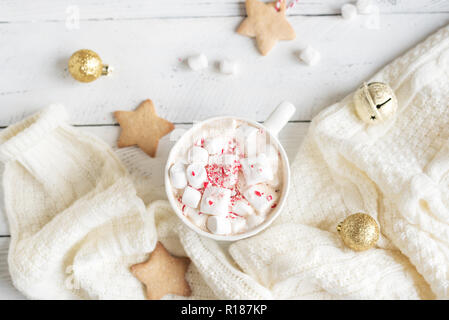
left=68, top=49, right=110, bottom=83
left=337, top=213, right=379, bottom=251
left=353, top=82, right=397, bottom=124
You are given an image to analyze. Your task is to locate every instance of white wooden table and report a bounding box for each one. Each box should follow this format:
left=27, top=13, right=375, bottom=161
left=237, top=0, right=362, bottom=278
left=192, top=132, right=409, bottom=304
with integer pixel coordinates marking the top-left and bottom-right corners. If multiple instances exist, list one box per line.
left=0, top=0, right=448, bottom=300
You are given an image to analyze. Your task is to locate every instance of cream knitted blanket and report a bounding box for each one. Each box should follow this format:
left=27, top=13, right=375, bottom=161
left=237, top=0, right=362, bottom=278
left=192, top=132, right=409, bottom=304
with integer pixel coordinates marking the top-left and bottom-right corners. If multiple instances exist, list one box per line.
left=2, top=24, right=449, bottom=300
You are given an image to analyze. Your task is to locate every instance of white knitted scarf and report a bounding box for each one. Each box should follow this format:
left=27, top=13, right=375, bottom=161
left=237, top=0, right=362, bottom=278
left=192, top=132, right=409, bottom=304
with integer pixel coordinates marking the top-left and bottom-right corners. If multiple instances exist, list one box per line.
left=2, top=24, right=449, bottom=300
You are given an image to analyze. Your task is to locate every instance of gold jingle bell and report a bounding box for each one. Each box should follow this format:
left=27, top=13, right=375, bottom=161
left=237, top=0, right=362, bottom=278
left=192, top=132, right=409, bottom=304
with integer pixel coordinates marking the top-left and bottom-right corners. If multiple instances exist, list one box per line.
left=68, top=49, right=111, bottom=83
left=337, top=213, right=379, bottom=251
left=353, top=82, right=398, bottom=124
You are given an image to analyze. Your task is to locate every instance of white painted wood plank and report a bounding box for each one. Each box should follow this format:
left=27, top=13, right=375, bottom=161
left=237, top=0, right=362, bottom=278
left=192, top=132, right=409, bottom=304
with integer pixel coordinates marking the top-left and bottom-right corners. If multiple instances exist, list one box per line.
left=1, top=14, right=448, bottom=126
left=0, top=238, right=26, bottom=299
left=0, top=122, right=309, bottom=236
left=1, top=0, right=448, bottom=22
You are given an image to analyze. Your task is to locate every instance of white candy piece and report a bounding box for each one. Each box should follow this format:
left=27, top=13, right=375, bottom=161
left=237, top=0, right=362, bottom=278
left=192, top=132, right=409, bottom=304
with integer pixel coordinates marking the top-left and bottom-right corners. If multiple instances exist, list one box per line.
left=263, top=144, right=280, bottom=173
left=299, top=46, right=321, bottom=66
left=188, top=146, right=209, bottom=164
left=267, top=173, right=281, bottom=188
left=187, top=54, right=208, bottom=71
left=200, top=185, right=231, bottom=216
left=186, top=163, right=208, bottom=189
left=341, top=3, right=357, bottom=20
left=263, top=144, right=281, bottom=187
left=232, top=200, right=255, bottom=217
left=244, top=184, right=278, bottom=215
left=204, top=137, right=227, bottom=155
left=182, top=186, right=202, bottom=208
left=231, top=217, right=247, bottom=234
left=169, top=162, right=187, bottom=189
left=219, top=59, right=238, bottom=75
left=247, top=214, right=265, bottom=229
left=240, top=154, right=274, bottom=186
left=207, top=215, right=232, bottom=235
left=185, top=207, right=208, bottom=229
left=356, top=0, right=374, bottom=14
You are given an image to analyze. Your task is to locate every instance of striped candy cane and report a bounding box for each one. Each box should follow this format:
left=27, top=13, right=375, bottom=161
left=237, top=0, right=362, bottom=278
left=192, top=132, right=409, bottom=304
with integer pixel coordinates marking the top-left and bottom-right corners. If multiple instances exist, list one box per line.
left=275, top=0, right=300, bottom=12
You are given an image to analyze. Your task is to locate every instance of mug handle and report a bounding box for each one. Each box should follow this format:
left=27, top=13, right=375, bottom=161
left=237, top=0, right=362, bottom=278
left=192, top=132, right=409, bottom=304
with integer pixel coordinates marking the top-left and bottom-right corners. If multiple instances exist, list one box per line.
left=263, top=101, right=296, bottom=137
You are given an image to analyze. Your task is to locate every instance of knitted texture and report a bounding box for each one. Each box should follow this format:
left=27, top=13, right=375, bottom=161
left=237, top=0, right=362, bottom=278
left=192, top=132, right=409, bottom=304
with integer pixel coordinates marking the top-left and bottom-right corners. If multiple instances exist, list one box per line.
left=1, top=23, right=449, bottom=299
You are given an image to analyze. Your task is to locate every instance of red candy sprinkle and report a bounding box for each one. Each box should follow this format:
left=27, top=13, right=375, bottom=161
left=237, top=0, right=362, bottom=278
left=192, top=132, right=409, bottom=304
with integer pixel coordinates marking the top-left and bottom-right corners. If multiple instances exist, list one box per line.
left=208, top=200, right=214, bottom=206
left=191, top=171, right=195, bottom=176
left=255, top=191, right=262, bottom=197
left=271, top=203, right=277, bottom=209
left=267, top=195, right=273, bottom=201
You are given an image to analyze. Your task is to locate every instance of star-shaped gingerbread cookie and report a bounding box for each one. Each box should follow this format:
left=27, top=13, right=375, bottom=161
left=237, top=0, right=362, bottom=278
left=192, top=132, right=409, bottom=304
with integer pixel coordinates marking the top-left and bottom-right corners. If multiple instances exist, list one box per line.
left=131, top=242, right=192, bottom=300
left=114, top=100, right=174, bottom=157
left=237, top=0, right=296, bottom=56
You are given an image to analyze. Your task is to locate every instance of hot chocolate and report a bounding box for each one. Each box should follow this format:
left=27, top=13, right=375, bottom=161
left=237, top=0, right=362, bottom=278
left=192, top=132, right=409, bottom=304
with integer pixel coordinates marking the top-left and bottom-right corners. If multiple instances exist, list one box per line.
left=168, top=118, right=283, bottom=236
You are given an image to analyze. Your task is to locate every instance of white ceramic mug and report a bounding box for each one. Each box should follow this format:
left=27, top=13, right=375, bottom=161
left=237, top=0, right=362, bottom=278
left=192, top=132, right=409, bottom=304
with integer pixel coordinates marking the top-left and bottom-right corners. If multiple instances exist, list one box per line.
left=165, top=102, right=296, bottom=241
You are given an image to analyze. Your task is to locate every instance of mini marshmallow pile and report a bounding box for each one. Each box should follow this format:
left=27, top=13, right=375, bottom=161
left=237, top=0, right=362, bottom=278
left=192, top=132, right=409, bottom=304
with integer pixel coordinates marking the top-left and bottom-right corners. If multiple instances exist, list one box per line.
left=169, top=123, right=281, bottom=236
left=187, top=54, right=239, bottom=75
left=298, top=0, right=381, bottom=66
left=341, top=0, right=381, bottom=29
left=298, top=46, right=321, bottom=66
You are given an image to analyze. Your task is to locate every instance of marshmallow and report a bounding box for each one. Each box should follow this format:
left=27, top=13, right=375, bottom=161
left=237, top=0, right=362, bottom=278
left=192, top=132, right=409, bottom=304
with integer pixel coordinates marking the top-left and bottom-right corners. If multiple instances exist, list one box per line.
left=188, top=146, right=209, bottom=165
left=219, top=59, right=238, bottom=75
left=232, top=200, right=255, bottom=217
left=208, top=154, right=238, bottom=166
left=246, top=214, right=265, bottom=229
left=169, top=162, right=187, bottom=189
left=200, top=185, right=231, bottom=216
left=231, top=216, right=247, bottom=234
left=187, top=54, right=208, bottom=71
left=356, top=0, right=375, bottom=14
left=223, top=154, right=238, bottom=165
left=299, top=46, right=321, bottom=66
left=204, top=137, right=227, bottom=155
left=241, top=154, right=274, bottom=186
left=186, top=163, right=208, bottom=189
left=263, top=145, right=281, bottom=187
left=341, top=3, right=357, bottom=20
left=236, top=125, right=259, bottom=158
left=263, top=144, right=280, bottom=172
left=185, top=207, right=208, bottom=229
left=244, top=184, right=278, bottom=215
left=207, top=215, right=232, bottom=235
left=182, top=186, right=202, bottom=208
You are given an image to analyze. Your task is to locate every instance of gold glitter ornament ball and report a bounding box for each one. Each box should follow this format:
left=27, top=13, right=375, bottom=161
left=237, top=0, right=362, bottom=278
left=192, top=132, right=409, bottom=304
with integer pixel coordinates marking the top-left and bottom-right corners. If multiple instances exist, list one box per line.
left=337, top=213, right=379, bottom=251
left=353, top=82, right=398, bottom=124
left=68, top=49, right=110, bottom=83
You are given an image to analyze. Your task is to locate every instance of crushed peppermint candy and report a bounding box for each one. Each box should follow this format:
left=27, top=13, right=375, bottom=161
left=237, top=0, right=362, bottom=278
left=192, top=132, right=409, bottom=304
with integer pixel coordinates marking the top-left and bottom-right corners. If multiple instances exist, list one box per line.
left=169, top=119, right=283, bottom=236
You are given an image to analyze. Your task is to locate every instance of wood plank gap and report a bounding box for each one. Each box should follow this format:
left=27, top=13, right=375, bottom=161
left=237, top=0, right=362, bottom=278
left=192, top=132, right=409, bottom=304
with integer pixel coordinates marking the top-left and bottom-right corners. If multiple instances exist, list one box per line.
left=1, top=120, right=312, bottom=129
left=2, top=11, right=447, bottom=24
